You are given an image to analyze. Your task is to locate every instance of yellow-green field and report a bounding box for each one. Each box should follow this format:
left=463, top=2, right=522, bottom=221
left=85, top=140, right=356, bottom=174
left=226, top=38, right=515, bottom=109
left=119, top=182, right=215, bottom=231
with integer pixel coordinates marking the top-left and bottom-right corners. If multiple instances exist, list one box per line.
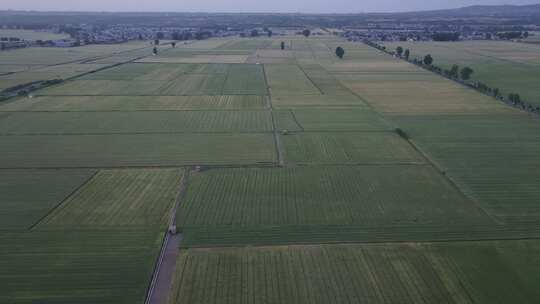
left=383, top=41, right=540, bottom=106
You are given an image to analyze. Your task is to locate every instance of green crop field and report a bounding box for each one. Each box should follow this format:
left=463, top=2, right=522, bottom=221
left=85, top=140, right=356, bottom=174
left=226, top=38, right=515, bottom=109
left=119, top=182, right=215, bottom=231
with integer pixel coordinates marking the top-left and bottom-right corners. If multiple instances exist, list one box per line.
left=0, top=230, right=162, bottom=304
left=2, top=35, right=540, bottom=304
left=0, top=95, right=268, bottom=111
left=0, top=111, right=273, bottom=134
left=39, top=169, right=184, bottom=228
left=281, top=132, right=425, bottom=164
left=271, top=93, right=366, bottom=108
left=0, top=133, right=275, bottom=168
left=275, top=109, right=392, bottom=131
left=383, top=41, right=540, bottom=106
left=176, top=166, right=493, bottom=246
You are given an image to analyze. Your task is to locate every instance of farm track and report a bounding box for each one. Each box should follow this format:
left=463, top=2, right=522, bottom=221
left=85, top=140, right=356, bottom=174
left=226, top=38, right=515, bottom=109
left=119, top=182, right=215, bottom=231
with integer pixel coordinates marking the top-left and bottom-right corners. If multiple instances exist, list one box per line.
left=146, top=170, right=191, bottom=304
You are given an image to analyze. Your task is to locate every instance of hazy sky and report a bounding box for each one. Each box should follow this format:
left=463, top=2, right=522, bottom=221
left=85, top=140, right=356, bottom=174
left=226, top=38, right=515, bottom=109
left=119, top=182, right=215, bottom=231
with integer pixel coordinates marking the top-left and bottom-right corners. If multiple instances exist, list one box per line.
left=1, top=0, right=539, bottom=13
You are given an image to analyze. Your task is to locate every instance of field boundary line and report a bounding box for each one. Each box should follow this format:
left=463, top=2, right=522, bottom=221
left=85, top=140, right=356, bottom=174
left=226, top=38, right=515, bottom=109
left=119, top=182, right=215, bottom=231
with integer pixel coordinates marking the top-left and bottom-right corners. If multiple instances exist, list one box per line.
left=218, top=64, right=232, bottom=95
left=297, top=64, right=325, bottom=95
left=0, top=162, right=279, bottom=171
left=182, top=235, right=540, bottom=250
left=32, top=93, right=267, bottom=97
left=145, top=168, right=190, bottom=304
left=289, top=110, right=305, bottom=131
left=0, top=108, right=271, bottom=113
left=0, top=130, right=275, bottom=136
left=329, top=65, right=403, bottom=131
left=404, top=137, right=501, bottom=224
left=263, top=64, right=285, bottom=166
left=28, top=170, right=99, bottom=230
left=0, top=162, right=438, bottom=171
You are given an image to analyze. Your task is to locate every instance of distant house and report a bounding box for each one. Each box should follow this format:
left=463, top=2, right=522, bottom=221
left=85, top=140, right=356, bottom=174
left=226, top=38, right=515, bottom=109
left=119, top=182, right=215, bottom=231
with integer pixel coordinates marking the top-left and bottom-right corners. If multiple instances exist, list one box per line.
left=52, top=39, right=78, bottom=47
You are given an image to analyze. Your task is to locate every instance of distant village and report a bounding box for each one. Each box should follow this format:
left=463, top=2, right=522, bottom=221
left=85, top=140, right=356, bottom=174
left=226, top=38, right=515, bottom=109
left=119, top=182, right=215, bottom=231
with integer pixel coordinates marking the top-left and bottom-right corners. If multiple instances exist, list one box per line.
left=2, top=21, right=539, bottom=51
left=0, top=24, right=305, bottom=51
left=341, top=23, right=540, bottom=42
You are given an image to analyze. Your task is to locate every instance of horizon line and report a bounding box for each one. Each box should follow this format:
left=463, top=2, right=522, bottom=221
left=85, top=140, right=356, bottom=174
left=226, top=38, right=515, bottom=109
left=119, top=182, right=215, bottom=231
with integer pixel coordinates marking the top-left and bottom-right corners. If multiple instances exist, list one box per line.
left=1, top=3, right=539, bottom=15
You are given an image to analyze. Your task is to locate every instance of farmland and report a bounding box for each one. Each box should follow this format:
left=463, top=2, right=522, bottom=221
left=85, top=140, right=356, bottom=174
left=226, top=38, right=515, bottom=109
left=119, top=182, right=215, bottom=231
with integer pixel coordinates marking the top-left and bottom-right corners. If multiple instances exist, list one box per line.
left=1, top=34, right=540, bottom=304
left=383, top=41, right=540, bottom=106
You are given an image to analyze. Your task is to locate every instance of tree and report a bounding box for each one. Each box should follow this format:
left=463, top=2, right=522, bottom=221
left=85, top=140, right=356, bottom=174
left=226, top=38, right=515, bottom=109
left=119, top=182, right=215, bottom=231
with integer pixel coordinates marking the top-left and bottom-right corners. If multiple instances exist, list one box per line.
left=514, top=94, right=521, bottom=104
left=493, top=88, right=500, bottom=97
left=508, top=93, right=521, bottom=104
left=335, top=46, right=345, bottom=59
left=449, top=64, right=459, bottom=78
left=396, top=46, right=403, bottom=57
left=460, top=66, right=474, bottom=81
left=280, top=41, right=285, bottom=50
left=404, top=49, right=410, bottom=60
left=423, top=54, right=433, bottom=65
left=302, top=29, right=311, bottom=37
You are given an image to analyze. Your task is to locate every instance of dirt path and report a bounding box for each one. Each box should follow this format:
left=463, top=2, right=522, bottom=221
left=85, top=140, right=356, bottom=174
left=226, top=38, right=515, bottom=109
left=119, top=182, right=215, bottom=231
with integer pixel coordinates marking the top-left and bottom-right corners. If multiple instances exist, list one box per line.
left=146, top=233, right=182, bottom=304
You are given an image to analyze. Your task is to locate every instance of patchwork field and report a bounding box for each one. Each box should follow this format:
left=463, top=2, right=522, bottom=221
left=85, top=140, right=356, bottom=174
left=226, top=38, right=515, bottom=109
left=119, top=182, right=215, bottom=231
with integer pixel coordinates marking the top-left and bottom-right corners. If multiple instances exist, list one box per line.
left=0, top=41, right=153, bottom=94
left=167, top=241, right=540, bottom=304
left=1, top=36, right=539, bottom=303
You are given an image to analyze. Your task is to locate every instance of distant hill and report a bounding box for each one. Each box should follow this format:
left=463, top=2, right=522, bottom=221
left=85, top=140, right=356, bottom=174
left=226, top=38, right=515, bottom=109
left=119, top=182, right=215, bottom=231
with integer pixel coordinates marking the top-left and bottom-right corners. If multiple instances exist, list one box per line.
left=404, top=4, right=540, bottom=17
